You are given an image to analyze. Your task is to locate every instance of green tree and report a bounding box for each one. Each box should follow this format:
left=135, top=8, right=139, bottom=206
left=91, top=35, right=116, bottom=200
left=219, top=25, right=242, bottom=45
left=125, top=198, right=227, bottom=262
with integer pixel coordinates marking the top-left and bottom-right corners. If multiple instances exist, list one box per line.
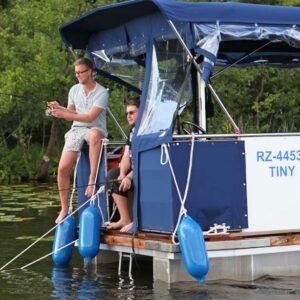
left=0, top=0, right=119, bottom=182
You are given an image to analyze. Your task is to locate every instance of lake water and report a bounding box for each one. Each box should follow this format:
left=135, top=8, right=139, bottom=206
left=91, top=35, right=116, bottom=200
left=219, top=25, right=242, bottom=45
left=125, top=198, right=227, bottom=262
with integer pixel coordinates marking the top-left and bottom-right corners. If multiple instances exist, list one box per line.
left=1, top=184, right=300, bottom=299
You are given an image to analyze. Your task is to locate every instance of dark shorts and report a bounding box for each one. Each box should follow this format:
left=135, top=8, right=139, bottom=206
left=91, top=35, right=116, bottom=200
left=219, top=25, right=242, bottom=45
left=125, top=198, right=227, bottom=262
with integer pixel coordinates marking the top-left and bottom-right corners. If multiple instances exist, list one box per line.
left=105, top=168, right=133, bottom=197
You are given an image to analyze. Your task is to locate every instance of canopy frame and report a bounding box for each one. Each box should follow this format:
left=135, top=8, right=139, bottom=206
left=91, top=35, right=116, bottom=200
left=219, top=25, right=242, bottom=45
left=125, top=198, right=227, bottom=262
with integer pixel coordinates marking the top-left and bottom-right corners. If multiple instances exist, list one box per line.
left=167, top=19, right=240, bottom=133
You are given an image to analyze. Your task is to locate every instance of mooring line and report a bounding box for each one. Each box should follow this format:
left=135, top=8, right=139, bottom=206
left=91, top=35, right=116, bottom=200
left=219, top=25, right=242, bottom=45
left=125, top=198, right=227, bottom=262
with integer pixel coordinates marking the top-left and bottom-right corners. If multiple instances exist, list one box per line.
left=0, top=186, right=104, bottom=271
left=20, top=239, right=78, bottom=270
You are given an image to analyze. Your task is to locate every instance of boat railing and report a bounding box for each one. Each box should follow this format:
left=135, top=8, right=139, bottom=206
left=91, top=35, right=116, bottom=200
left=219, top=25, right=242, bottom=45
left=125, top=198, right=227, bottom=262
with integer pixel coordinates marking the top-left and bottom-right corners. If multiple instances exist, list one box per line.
left=172, top=132, right=300, bottom=142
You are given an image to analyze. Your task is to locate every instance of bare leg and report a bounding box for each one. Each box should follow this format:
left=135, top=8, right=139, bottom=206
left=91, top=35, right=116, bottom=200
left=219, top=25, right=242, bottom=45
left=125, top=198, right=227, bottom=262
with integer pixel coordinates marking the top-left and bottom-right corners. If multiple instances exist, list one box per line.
left=85, top=129, right=103, bottom=197
left=106, top=193, right=132, bottom=230
left=127, top=191, right=134, bottom=221
left=56, top=151, right=79, bottom=223
left=119, top=191, right=134, bottom=232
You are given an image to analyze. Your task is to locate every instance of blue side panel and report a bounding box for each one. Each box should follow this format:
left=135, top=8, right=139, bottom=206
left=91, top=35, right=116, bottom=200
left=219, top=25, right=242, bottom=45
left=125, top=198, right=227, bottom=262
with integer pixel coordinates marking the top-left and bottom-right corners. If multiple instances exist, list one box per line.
left=138, top=147, right=180, bottom=232
left=77, top=147, right=106, bottom=221
left=138, top=140, right=248, bottom=232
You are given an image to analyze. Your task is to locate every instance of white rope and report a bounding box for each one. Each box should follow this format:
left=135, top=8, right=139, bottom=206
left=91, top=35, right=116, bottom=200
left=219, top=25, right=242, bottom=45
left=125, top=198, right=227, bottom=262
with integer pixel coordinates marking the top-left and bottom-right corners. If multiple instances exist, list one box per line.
left=68, top=152, right=81, bottom=213
left=20, top=239, right=78, bottom=270
left=0, top=187, right=104, bottom=271
left=91, top=139, right=106, bottom=197
left=160, top=134, right=196, bottom=244
left=109, top=203, right=118, bottom=222
left=95, top=185, right=106, bottom=224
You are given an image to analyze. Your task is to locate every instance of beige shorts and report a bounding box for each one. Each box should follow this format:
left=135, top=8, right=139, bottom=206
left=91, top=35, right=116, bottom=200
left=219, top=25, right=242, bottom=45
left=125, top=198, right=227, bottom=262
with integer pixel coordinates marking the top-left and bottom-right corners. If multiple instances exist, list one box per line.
left=63, top=127, right=104, bottom=152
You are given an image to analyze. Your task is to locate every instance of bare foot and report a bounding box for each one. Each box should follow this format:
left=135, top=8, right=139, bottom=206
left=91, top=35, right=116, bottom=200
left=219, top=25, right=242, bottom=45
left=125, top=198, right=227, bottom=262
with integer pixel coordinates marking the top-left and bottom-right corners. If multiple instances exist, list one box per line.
left=55, top=210, right=68, bottom=224
left=106, top=220, right=131, bottom=230
left=120, top=222, right=133, bottom=233
left=85, top=183, right=95, bottom=197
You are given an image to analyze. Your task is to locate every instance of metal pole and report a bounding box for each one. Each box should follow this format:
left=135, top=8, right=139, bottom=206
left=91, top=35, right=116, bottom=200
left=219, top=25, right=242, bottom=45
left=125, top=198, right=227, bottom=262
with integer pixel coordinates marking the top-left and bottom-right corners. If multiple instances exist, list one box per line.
left=107, top=107, right=127, bottom=140
left=167, top=20, right=240, bottom=133
left=68, top=47, right=78, bottom=60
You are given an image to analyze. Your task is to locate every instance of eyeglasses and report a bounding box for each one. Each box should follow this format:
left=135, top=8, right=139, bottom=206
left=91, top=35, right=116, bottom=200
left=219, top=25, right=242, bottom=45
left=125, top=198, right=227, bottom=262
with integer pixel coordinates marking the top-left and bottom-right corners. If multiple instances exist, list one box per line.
left=75, top=69, right=89, bottom=76
left=125, top=110, right=137, bottom=116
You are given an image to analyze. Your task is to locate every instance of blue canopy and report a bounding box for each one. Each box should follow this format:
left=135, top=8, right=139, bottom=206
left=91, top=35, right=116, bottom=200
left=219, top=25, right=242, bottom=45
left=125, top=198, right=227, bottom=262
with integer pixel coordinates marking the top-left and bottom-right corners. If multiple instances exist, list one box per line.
left=60, top=0, right=300, bottom=49
left=60, top=0, right=300, bottom=84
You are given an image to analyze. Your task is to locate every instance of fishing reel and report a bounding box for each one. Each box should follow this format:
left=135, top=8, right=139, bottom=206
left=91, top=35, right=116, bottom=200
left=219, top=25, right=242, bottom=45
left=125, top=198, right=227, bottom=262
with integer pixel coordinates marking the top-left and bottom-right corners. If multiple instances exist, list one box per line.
left=45, top=106, right=52, bottom=117
left=45, top=104, right=76, bottom=116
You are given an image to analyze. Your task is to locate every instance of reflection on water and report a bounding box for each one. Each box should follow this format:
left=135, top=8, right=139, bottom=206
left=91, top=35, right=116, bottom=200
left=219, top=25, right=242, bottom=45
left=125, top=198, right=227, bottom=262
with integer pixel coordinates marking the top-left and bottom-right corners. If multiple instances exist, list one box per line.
left=1, top=184, right=300, bottom=299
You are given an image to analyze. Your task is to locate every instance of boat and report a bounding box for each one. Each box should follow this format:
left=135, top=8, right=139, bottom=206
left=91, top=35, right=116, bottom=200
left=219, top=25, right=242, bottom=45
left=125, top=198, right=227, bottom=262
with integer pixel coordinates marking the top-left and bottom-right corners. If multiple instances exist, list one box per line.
left=59, top=0, right=300, bottom=283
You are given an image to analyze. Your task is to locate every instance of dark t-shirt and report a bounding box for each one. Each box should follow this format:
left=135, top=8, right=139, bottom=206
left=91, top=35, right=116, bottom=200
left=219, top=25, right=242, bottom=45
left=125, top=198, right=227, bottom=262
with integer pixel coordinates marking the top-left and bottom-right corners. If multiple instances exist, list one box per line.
left=126, top=127, right=134, bottom=152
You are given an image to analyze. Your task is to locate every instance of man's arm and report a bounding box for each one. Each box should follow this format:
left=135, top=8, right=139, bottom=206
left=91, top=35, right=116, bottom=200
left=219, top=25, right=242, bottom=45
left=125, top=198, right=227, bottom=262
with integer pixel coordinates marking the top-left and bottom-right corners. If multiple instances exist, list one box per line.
left=118, top=147, right=133, bottom=192
left=119, top=146, right=131, bottom=179
left=51, top=105, right=103, bottom=123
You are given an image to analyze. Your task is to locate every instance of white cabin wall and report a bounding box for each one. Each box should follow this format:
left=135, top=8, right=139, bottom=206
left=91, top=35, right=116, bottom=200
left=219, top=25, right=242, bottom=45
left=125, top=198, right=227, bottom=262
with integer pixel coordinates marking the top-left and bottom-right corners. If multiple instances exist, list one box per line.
left=243, top=136, right=300, bottom=232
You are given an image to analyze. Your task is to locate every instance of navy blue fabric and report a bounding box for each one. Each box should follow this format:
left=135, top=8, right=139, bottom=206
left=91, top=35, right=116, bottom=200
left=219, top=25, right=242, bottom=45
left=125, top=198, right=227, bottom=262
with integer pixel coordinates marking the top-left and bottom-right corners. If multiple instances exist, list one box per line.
left=128, top=39, right=154, bottom=234
left=60, top=0, right=300, bottom=49
left=138, top=141, right=248, bottom=232
left=77, top=147, right=106, bottom=221
left=88, top=25, right=128, bottom=55
left=154, top=0, right=300, bottom=25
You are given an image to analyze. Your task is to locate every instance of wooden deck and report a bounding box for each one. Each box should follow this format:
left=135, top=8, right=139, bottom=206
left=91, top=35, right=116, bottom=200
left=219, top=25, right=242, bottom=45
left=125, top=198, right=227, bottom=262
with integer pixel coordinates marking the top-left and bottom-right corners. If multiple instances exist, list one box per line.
left=98, top=229, right=300, bottom=282
left=101, top=228, right=300, bottom=251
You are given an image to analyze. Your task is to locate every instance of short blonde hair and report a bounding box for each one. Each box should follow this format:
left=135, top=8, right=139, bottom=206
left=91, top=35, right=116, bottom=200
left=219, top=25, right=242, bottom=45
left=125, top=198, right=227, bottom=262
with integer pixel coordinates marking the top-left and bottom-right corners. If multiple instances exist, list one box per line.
left=74, top=57, right=93, bottom=70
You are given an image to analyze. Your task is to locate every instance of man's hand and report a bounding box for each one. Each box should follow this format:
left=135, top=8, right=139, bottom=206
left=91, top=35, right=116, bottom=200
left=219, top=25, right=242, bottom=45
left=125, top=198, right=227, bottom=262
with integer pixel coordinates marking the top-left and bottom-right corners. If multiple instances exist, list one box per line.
left=119, top=176, right=132, bottom=192
left=117, top=172, right=126, bottom=182
left=51, top=108, right=66, bottom=119
left=47, top=101, right=60, bottom=109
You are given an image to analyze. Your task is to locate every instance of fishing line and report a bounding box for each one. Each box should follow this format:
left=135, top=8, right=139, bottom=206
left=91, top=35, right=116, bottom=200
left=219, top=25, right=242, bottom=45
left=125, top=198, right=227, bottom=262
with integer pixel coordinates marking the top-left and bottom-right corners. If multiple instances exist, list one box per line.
left=42, top=179, right=119, bottom=195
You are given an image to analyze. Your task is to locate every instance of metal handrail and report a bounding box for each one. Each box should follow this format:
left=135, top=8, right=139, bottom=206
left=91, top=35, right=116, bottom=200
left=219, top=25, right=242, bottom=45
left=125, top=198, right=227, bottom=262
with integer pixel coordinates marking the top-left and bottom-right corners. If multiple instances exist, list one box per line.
left=173, top=132, right=300, bottom=140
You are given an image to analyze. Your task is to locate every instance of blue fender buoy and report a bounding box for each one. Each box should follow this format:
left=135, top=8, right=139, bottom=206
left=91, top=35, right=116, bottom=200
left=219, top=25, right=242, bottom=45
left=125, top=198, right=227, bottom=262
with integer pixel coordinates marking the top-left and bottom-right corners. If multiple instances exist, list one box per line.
left=178, top=215, right=209, bottom=284
left=52, top=214, right=76, bottom=266
left=78, top=205, right=101, bottom=263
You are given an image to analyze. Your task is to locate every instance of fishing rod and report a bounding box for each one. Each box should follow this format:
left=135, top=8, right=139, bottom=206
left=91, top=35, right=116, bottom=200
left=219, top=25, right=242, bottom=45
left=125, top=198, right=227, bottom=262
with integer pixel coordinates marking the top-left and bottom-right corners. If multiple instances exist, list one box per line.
left=0, top=92, right=47, bottom=103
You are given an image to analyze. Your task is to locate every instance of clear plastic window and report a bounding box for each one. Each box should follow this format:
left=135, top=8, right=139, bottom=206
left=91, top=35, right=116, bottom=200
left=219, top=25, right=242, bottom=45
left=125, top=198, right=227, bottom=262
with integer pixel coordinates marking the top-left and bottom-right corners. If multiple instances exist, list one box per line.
left=138, top=40, right=191, bottom=136
left=91, top=50, right=145, bottom=90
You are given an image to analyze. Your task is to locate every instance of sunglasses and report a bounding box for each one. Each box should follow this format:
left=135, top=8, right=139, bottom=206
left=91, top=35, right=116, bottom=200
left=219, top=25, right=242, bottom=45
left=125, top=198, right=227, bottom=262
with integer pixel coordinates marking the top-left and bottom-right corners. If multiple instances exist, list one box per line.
left=125, top=110, right=137, bottom=116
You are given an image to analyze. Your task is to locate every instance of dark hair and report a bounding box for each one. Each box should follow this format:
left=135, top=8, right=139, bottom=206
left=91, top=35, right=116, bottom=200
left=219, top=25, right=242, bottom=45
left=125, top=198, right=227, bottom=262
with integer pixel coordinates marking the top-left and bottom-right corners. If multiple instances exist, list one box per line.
left=74, top=57, right=93, bottom=70
left=126, top=98, right=140, bottom=108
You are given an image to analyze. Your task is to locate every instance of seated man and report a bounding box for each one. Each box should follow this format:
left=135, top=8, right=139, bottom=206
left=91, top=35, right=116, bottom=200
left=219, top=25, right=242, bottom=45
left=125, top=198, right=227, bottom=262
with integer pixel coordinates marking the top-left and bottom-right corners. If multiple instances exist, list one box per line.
left=49, top=57, right=108, bottom=224
left=105, top=98, right=140, bottom=232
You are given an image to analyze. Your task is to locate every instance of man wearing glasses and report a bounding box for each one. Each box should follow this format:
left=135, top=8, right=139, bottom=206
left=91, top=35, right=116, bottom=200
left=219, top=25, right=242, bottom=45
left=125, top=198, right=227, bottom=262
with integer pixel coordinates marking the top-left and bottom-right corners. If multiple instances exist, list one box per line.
left=48, top=57, right=108, bottom=224
left=105, top=98, right=140, bottom=232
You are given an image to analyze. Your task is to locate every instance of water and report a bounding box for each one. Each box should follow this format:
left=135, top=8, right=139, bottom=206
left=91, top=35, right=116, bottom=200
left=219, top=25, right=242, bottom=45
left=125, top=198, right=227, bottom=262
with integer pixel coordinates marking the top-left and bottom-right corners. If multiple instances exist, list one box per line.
left=1, top=184, right=300, bottom=299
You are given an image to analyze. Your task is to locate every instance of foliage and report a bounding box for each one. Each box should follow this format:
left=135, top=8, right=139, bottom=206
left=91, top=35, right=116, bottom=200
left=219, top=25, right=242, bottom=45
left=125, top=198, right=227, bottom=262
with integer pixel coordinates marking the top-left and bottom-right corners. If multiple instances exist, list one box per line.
left=209, top=67, right=300, bottom=133
left=0, top=0, right=118, bottom=182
